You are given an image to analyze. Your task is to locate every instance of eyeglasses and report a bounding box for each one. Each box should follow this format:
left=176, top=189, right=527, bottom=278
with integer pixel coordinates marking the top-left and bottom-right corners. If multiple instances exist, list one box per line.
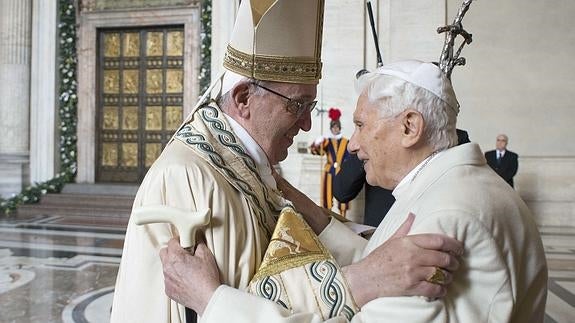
left=250, top=82, right=317, bottom=118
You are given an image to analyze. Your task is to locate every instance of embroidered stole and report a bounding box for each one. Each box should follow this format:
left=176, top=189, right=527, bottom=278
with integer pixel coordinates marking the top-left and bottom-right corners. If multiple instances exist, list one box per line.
left=173, top=103, right=285, bottom=238
left=248, top=207, right=359, bottom=320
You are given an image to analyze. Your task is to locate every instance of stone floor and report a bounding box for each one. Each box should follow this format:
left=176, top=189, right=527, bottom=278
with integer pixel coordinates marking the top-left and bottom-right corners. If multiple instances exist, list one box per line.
left=0, top=213, right=573, bottom=322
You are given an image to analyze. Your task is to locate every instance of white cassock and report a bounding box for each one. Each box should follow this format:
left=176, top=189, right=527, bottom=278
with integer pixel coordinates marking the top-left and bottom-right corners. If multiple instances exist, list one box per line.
left=200, top=143, right=548, bottom=323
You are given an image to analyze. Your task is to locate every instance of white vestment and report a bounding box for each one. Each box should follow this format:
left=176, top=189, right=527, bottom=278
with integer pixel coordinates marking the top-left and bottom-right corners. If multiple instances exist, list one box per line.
left=111, top=104, right=286, bottom=323
left=200, top=143, right=548, bottom=323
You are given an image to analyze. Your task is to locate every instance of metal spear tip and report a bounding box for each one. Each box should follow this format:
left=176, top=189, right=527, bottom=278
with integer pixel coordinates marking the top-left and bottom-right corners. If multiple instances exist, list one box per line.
left=356, top=69, right=370, bottom=79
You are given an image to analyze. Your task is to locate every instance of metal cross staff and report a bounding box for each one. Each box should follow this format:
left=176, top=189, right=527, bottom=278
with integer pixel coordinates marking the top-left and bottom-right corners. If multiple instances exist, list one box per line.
left=437, top=0, right=475, bottom=79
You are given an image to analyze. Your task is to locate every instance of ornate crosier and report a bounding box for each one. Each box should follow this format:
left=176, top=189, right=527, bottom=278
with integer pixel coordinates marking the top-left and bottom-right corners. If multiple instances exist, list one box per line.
left=437, top=0, right=474, bottom=79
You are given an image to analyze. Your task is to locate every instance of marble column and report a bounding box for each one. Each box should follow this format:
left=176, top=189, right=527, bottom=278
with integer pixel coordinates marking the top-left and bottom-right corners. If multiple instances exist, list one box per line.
left=210, top=0, right=239, bottom=80
left=0, top=0, right=32, bottom=197
left=29, top=0, right=58, bottom=183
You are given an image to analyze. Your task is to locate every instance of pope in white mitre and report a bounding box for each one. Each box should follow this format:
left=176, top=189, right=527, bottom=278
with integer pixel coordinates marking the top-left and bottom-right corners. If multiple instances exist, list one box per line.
left=110, top=0, right=325, bottom=321
left=111, top=1, right=465, bottom=322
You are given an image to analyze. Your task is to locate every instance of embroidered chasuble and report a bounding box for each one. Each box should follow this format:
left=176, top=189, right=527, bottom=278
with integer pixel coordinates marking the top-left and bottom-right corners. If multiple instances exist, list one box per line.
left=247, top=207, right=359, bottom=320
left=111, top=102, right=288, bottom=323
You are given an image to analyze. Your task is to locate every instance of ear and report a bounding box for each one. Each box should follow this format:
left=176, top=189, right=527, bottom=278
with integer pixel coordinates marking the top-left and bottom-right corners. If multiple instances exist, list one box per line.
left=399, top=109, right=425, bottom=148
left=230, top=81, right=252, bottom=119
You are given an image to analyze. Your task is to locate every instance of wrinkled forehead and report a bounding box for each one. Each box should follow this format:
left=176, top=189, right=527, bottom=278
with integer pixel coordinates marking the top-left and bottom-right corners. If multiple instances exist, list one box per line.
left=354, top=93, right=382, bottom=118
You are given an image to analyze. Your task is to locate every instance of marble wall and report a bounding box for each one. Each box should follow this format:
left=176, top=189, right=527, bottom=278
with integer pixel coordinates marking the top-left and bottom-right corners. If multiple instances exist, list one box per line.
left=517, top=157, right=575, bottom=226
left=450, top=0, right=575, bottom=226
left=80, top=0, right=196, bottom=11
left=0, top=154, right=29, bottom=198
left=0, top=0, right=32, bottom=197
left=210, top=0, right=239, bottom=82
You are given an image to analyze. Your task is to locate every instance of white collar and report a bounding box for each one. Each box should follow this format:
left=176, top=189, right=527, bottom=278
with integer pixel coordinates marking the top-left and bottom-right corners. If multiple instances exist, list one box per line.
left=329, top=133, right=343, bottom=140
left=224, top=114, right=276, bottom=189
left=392, top=151, right=444, bottom=199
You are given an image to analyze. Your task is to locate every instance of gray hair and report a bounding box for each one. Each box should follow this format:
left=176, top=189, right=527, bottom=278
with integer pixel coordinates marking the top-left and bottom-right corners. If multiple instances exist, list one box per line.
left=355, top=73, right=458, bottom=151
left=217, top=77, right=268, bottom=109
left=497, top=134, right=508, bottom=141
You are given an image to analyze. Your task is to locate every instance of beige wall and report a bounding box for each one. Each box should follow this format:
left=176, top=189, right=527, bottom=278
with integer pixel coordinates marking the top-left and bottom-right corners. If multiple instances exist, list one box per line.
left=451, top=0, right=575, bottom=226
left=453, top=0, right=575, bottom=155
left=303, top=0, right=575, bottom=226
left=212, top=0, right=575, bottom=226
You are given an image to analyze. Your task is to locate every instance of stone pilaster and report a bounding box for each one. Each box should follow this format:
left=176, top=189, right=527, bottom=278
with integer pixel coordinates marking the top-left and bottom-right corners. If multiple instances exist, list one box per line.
left=29, top=0, right=58, bottom=183
left=210, top=0, right=239, bottom=80
left=0, top=0, right=32, bottom=197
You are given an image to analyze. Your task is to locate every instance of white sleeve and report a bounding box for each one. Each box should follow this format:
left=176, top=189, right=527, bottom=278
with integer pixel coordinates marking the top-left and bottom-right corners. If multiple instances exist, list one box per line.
left=201, top=285, right=352, bottom=323
left=200, top=211, right=509, bottom=323
left=318, top=217, right=368, bottom=265
left=201, top=286, right=447, bottom=323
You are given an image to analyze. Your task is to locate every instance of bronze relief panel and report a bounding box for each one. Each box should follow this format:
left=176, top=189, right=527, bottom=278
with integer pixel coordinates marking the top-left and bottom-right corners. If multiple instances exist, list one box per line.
left=123, top=33, right=140, bottom=57
left=146, top=106, right=163, bottom=130
left=146, top=32, right=164, bottom=56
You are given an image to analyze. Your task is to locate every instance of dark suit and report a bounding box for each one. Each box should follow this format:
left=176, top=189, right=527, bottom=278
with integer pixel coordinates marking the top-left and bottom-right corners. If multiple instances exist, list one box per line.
left=485, top=149, right=518, bottom=187
left=333, top=154, right=395, bottom=227
left=456, top=129, right=470, bottom=145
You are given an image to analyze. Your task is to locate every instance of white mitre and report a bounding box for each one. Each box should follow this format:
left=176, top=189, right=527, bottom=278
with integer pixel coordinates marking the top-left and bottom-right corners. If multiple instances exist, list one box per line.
left=221, top=0, right=325, bottom=94
left=372, top=60, right=460, bottom=114
left=187, top=0, right=325, bottom=121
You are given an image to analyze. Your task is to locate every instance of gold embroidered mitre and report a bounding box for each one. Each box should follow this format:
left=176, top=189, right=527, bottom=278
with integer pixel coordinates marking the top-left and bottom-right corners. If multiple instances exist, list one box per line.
left=248, top=207, right=358, bottom=320
left=223, top=0, right=325, bottom=84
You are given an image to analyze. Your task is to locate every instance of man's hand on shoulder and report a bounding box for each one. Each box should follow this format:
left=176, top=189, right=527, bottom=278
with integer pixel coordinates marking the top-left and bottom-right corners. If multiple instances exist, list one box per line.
left=342, top=213, right=464, bottom=307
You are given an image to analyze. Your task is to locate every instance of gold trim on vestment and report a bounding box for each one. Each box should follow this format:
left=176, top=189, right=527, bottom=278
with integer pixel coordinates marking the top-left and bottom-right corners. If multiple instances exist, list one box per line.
left=223, top=45, right=322, bottom=84
left=251, top=207, right=331, bottom=280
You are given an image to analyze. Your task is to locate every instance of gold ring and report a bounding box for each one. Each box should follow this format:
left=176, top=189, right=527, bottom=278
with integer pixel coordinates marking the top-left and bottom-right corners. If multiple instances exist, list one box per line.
left=427, top=267, right=446, bottom=285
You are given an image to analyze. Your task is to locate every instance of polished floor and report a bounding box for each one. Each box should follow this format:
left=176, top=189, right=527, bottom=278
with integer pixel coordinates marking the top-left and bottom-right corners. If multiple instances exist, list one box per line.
left=0, top=213, right=573, bottom=323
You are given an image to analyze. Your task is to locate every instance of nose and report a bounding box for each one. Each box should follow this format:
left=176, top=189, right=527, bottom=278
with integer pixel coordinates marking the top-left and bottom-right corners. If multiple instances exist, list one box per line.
left=348, top=129, right=360, bottom=154
left=297, top=110, right=312, bottom=131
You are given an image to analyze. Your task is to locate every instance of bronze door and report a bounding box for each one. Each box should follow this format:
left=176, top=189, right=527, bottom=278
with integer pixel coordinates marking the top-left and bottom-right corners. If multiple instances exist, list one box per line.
left=96, top=27, right=185, bottom=183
